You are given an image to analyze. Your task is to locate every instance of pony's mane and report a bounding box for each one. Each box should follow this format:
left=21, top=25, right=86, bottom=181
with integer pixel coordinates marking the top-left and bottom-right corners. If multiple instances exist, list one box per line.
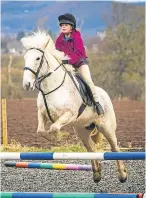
left=21, top=29, right=74, bottom=72
left=21, top=30, right=65, bottom=60
left=21, top=30, right=52, bottom=50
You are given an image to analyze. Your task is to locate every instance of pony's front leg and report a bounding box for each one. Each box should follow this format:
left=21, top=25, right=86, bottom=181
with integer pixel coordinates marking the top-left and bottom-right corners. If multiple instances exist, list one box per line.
left=37, top=108, right=47, bottom=132
left=48, top=111, right=74, bottom=141
left=40, top=111, right=74, bottom=142
left=37, top=108, right=51, bottom=141
left=49, top=111, right=74, bottom=135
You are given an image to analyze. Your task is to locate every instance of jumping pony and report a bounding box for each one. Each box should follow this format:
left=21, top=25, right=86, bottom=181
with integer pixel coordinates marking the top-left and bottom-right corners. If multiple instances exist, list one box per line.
left=21, top=30, right=127, bottom=183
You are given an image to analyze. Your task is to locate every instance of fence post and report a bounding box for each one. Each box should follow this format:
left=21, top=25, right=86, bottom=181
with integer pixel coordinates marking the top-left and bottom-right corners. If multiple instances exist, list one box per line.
left=2, top=98, right=8, bottom=145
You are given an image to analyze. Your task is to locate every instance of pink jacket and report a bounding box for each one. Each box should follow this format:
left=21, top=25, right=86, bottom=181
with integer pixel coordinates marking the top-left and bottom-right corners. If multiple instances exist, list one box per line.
left=55, top=30, right=87, bottom=68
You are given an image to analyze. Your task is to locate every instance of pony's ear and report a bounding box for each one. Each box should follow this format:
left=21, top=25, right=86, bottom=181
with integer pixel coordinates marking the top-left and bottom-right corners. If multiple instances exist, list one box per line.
left=43, top=38, right=50, bottom=49
left=44, top=36, right=55, bottom=50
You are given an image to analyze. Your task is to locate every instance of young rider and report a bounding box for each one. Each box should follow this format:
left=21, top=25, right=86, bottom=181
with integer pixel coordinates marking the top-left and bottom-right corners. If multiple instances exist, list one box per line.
left=55, top=13, right=104, bottom=115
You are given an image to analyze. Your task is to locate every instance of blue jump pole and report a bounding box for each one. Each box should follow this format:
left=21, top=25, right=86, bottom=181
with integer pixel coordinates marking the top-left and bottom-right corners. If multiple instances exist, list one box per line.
left=0, top=152, right=145, bottom=160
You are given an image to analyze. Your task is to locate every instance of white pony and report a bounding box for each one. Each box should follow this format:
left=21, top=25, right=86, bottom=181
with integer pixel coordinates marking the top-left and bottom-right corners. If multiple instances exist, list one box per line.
left=21, top=30, right=127, bottom=183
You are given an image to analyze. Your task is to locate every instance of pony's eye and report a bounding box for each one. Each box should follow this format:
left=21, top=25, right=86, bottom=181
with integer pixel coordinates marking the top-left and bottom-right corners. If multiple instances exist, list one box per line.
left=36, top=57, right=40, bottom=61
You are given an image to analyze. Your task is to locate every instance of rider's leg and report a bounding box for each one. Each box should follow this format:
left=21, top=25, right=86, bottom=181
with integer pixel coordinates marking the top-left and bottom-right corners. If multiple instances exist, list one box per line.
left=77, top=64, right=104, bottom=115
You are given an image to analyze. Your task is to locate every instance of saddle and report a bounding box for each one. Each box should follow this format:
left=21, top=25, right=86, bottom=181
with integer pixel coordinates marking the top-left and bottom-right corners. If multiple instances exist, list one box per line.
left=64, top=69, right=96, bottom=118
left=73, top=72, right=97, bottom=129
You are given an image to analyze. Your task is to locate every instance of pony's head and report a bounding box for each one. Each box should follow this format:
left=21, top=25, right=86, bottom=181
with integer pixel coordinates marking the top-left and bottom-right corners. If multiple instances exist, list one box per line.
left=21, top=30, right=68, bottom=91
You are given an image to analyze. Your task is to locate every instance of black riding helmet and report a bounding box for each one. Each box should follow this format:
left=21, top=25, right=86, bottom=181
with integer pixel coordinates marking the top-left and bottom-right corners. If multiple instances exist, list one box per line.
left=58, top=13, right=76, bottom=29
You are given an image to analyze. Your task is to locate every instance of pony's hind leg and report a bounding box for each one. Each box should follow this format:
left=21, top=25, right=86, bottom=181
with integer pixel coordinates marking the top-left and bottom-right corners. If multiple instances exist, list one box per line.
left=76, top=125, right=102, bottom=183
left=100, top=124, right=127, bottom=183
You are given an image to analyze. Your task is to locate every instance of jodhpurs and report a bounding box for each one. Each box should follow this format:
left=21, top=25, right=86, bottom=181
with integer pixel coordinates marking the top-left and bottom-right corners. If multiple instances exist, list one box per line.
left=77, top=64, right=99, bottom=102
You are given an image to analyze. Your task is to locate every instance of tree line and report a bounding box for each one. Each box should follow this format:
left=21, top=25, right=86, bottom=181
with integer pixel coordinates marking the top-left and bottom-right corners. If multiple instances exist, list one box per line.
left=1, top=2, right=144, bottom=100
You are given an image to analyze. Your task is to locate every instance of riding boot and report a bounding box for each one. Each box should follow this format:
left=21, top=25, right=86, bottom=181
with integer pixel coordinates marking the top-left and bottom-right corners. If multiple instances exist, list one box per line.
left=93, top=94, right=104, bottom=115
left=94, top=101, right=104, bottom=115
left=76, top=64, right=104, bottom=115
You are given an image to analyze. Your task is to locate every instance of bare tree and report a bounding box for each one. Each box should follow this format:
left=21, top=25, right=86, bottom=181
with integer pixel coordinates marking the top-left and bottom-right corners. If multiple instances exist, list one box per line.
left=36, top=16, right=49, bottom=29
left=76, top=16, right=84, bottom=32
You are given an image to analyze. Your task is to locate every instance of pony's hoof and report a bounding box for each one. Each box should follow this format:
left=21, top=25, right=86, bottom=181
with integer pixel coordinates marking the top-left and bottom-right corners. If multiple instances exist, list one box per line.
left=37, top=131, right=52, bottom=141
left=118, top=175, right=127, bottom=183
left=93, top=172, right=101, bottom=183
left=118, top=169, right=127, bottom=183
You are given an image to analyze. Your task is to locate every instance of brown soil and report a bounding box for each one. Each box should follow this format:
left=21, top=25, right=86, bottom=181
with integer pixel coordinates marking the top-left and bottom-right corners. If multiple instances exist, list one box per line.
left=1, top=99, right=145, bottom=148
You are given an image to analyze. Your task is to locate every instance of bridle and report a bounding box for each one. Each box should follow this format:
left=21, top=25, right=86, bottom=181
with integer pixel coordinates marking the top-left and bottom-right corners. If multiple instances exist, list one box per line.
left=24, top=47, right=67, bottom=122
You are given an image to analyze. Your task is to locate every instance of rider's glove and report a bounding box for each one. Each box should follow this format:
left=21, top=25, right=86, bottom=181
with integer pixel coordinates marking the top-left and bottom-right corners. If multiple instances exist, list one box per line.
left=62, top=60, right=69, bottom=64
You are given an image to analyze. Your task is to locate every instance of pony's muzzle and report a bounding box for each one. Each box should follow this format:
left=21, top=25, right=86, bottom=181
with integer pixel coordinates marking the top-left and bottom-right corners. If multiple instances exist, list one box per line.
left=23, top=82, right=30, bottom=91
